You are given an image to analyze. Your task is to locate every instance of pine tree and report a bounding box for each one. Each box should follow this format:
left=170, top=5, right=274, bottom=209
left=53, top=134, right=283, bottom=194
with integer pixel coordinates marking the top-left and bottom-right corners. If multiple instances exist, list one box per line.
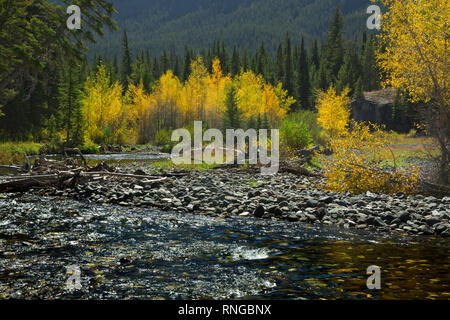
left=242, top=48, right=249, bottom=72
left=182, top=46, right=191, bottom=82
left=231, top=46, right=241, bottom=77
left=276, top=44, right=284, bottom=84
left=256, top=41, right=267, bottom=78
left=121, top=29, right=133, bottom=91
left=310, top=39, right=320, bottom=70
left=336, top=41, right=361, bottom=95
left=296, top=37, right=311, bottom=110
left=354, top=76, right=364, bottom=100
left=361, top=35, right=380, bottom=92
left=58, top=61, right=82, bottom=146
left=153, top=57, right=160, bottom=80
left=223, top=85, right=240, bottom=130
left=246, top=116, right=256, bottom=130
left=283, top=33, right=293, bottom=96
left=321, top=7, right=344, bottom=84
left=261, top=112, right=270, bottom=130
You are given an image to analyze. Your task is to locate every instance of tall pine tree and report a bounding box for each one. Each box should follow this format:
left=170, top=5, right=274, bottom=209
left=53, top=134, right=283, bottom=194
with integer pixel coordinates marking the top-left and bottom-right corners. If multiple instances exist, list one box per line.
left=121, top=29, right=132, bottom=91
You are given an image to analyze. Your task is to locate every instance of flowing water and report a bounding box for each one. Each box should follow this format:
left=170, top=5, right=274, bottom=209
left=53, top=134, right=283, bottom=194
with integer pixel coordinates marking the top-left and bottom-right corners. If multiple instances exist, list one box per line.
left=0, top=195, right=448, bottom=300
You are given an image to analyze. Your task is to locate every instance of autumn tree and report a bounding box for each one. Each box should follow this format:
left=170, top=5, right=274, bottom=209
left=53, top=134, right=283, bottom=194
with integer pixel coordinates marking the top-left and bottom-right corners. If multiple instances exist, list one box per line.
left=81, top=65, right=127, bottom=145
left=377, top=0, right=449, bottom=184
left=316, top=86, right=351, bottom=137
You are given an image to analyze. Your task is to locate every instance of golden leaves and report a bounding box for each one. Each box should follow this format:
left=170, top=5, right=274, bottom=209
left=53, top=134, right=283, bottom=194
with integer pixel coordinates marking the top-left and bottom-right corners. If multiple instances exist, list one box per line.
left=316, top=86, right=351, bottom=138
left=316, top=86, right=419, bottom=194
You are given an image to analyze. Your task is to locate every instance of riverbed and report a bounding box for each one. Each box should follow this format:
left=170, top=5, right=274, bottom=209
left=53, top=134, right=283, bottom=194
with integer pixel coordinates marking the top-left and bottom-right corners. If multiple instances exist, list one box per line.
left=0, top=195, right=448, bottom=300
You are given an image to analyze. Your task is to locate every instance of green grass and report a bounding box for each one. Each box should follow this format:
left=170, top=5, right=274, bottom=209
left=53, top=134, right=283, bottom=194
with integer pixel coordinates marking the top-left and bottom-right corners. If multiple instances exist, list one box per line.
left=0, top=142, right=44, bottom=164
left=152, top=159, right=218, bottom=171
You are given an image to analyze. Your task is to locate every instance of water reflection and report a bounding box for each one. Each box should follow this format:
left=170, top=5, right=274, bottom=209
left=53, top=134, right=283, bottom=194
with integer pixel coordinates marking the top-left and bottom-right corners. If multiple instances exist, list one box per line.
left=0, top=196, right=448, bottom=300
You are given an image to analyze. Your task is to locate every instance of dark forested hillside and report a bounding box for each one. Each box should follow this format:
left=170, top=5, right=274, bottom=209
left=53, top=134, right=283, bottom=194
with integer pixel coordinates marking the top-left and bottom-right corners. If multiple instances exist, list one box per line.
left=91, top=0, right=373, bottom=57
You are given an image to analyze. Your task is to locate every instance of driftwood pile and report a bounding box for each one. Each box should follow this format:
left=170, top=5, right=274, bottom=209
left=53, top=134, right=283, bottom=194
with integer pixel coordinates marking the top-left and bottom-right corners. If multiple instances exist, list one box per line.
left=0, top=156, right=169, bottom=193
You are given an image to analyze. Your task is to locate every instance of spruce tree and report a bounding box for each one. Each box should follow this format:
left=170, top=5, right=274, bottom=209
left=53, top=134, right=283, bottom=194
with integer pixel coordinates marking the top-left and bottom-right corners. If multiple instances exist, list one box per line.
left=283, top=33, right=293, bottom=96
left=121, top=29, right=132, bottom=91
left=361, top=35, right=381, bottom=92
left=261, top=113, right=270, bottom=130
left=310, top=39, right=320, bottom=70
left=336, top=41, right=361, bottom=94
left=223, top=85, right=240, bottom=130
left=58, top=61, right=82, bottom=146
left=276, top=44, right=284, bottom=84
left=231, top=46, right=241, bottom=77
left=182, top=46, right=191, bottom=82
left=296, top=37, right=311, bottom=110
left=321, top=7, right=344, bottom=84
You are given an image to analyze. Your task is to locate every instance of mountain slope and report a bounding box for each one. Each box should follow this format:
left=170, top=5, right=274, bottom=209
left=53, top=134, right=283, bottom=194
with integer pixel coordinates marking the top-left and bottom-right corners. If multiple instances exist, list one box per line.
left=91, top=0, right=372, bottom=57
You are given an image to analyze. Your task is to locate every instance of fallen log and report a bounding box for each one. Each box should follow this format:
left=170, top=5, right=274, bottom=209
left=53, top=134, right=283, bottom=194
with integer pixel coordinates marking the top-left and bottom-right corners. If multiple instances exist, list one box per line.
left=0, top=165, right=24, bottom=172
left=279, top=165, right=323, bottom=177
left=0, top=171, right=77, bottom=193
left=0, top=170, right=170, bottom=193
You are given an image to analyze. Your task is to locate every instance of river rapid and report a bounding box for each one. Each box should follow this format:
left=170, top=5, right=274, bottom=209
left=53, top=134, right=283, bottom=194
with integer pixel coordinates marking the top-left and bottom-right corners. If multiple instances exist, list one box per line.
left=0, top=194, right=448, bottom=300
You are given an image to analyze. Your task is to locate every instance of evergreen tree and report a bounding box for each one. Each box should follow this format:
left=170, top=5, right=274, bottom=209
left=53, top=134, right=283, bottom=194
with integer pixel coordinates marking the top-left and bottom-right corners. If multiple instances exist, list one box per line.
left=256, top=41, right=267, bottom=78
left=310, top=39, right=320, bottom=70
left=261, top=113, right=270, bottom=130
left=223, top=85, right=240, bottom=130
left=242, top=48, right=249, bottom=72
left=182, top=46, right=191, bottom=82
left=335, top=41, right=361, bottom=94
left=231, top=46, right=241, bottom=76
left=354, top=76, right=364, bottom=99
left=296, top=37, right=311, bottom=110
left=58, top=61, right=82, bottom=146
left=361, top=35, right=380, bottom=92
left=276, top=44, right=284, bottom=84
left=153, top=57, right=160, bottom=80
left=256, top=113, right=262, bottom=131
left=246, top=116, right=256, bottom=130
left=121, top=29, right=133, bottom=91
left=283, top=33, right=293, bottom=96
left=321, top=7, right=344, bottom=84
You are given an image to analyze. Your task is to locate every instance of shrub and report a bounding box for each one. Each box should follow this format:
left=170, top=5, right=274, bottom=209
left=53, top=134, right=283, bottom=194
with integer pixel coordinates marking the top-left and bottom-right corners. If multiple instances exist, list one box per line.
left=322, top=120, right=419, bottom=194
left=79, top=138, right=100, bottom=154
left=0, top=142, right=43, bottom=164
left=279, top=110, right=327, bottom=156
left=280, top=113, right=313, bottom=156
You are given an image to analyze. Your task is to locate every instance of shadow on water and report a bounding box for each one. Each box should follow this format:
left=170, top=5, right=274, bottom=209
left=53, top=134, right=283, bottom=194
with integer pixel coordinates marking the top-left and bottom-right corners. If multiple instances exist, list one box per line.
left=0, top=196, right=448, bottom=300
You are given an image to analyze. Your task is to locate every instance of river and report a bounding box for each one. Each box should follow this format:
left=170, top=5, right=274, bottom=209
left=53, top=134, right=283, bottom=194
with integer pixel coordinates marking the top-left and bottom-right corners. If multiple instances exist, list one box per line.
left=0, top=195, right=448, bottom=300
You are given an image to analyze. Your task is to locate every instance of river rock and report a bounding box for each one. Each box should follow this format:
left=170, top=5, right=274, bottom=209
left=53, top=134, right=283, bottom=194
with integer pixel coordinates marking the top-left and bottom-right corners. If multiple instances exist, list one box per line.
left=253, top=205, right=264, bottom=218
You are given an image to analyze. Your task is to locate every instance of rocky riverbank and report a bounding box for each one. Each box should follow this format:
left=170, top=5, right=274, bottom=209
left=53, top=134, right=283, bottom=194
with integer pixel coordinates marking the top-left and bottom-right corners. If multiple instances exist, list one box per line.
left=17, top=165, right=450, bottom=238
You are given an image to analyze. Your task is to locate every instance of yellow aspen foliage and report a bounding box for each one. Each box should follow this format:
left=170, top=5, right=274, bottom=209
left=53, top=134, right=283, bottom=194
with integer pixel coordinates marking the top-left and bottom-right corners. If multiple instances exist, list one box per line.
left=377, top=0, right=449, bottom=107
left=152, top=70, right=183, bottom=130
left=315, top=86, right=419, bottom=194
left=182, top=57, right=209, bottom=122
left=206, top=58, right=232, bottom=128
left=377, top=0, right=449, bottom=184
left=322, top=120, right=419, bottom=194
left=234, top=72, right=293, bottom=126
left=126, top=82, right=153, bottom=144
left=81, top=59, right=294, bottom=145
left=316, top=86, right=351, bottom=137
left=81, top=65, right=126, bottom=144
